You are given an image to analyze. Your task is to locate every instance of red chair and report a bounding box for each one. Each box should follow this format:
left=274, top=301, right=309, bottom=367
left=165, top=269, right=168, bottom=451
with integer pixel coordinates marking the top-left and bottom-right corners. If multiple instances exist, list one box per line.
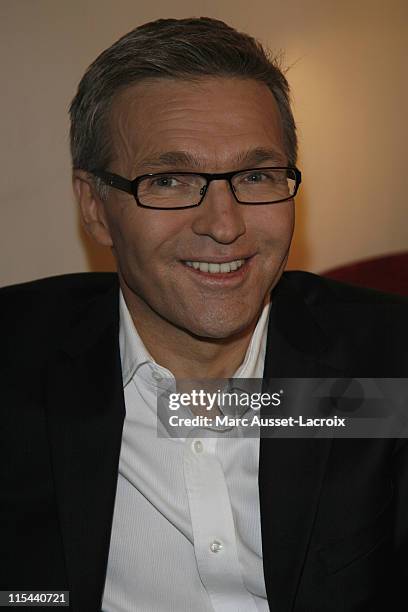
left=322, top=251, right=408, bottom=297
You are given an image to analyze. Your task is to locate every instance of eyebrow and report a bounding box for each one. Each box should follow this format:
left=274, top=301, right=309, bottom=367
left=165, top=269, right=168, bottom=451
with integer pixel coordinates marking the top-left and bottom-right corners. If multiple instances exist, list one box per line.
left=233, top=147, right=287, bottom=166
left=137, top=147, right=287, bottom=171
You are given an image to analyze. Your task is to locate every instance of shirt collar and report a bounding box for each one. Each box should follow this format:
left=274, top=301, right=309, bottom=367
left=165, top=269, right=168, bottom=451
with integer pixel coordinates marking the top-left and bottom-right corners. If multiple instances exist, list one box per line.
left=119, top=290, right=156, bottom=387
left=232, top=297, right=271, bottom=379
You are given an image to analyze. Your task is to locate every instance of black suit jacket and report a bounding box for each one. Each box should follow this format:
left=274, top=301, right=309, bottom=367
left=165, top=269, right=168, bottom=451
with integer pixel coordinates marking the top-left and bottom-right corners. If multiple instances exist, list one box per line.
left=1, top=271, right=408, bottom=612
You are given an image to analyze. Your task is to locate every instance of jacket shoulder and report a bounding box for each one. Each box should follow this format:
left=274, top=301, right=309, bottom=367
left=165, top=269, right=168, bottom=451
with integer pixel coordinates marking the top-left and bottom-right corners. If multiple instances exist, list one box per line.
left=281, top=270, right=408, bottom=306
left=0, top=271, right=118, bottom=300
left=279, top=271, right=408, bottom=375
left=0, top=272, right=118, bottom=367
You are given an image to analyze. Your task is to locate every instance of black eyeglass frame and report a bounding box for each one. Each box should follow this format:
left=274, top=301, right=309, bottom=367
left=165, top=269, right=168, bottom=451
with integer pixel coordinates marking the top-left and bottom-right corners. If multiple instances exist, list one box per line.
left=90, top=166, right=302, bottom=210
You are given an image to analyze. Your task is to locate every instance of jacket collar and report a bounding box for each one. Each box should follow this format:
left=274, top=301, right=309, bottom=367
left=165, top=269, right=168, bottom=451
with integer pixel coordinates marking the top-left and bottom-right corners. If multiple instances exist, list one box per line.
left=264, top=272, right=341, bottom=377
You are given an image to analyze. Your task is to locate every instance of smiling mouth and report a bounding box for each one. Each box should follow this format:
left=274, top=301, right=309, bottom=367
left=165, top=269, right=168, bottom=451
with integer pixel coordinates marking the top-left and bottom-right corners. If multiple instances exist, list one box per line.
left=182, top=257, right=252, bottom=274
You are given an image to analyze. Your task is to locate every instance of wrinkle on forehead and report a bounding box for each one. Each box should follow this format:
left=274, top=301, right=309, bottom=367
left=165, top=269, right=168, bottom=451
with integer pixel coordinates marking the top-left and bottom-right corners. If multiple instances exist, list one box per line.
left=137, top=146, right=286, bottom=170
left=110, top=77, right=286, bottom=175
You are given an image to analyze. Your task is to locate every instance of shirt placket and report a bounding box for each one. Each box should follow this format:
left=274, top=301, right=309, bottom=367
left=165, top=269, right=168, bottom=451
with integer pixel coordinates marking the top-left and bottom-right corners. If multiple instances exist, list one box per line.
left=183, top=435, right=259, bottom=612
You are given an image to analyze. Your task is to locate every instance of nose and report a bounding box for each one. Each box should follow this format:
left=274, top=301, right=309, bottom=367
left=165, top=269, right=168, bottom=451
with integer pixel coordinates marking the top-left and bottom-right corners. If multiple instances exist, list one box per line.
left=191, top=179, right=246, bottom=244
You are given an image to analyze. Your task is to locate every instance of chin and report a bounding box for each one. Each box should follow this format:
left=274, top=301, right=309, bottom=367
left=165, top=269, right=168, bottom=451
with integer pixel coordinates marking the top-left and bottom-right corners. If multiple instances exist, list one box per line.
left=182, top=309, right=257, bottom=340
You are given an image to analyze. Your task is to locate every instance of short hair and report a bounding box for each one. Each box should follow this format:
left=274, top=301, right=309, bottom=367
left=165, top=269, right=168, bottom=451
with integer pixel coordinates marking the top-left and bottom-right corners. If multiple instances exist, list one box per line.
left=69, top=17, right=298, bottom=196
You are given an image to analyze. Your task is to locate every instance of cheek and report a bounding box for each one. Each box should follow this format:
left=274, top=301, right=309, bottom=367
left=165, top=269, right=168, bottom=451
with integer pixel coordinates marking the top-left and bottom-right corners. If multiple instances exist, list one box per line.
left=252, top=203, right=295, bottom=249
left=110, top=208, right=186, bottom=277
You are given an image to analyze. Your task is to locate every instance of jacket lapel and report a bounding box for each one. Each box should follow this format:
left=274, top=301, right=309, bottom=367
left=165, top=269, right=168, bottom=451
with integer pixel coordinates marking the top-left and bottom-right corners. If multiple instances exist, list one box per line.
left=46, top=279, right=125, bottom=612
left=259, top=274, right=343, bottom=611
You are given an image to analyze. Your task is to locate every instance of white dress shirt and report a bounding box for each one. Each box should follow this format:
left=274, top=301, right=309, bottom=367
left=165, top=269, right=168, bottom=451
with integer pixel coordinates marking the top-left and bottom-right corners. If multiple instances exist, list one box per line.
left=101, top=291, right=271, bottom=612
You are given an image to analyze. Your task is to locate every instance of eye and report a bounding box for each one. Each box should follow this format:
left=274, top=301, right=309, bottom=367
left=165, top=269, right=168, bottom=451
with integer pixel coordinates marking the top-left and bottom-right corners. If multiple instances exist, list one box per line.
left=151, top=175, right=180, bottom=188
left=245, top=172, right=266, bottom=183
left=237, top=169, right=287, bottom=186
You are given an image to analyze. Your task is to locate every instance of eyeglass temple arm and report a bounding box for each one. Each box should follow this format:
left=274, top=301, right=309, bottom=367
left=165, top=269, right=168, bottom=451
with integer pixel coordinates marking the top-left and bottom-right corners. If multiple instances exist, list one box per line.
left=90, top=170, right=134, bottom=194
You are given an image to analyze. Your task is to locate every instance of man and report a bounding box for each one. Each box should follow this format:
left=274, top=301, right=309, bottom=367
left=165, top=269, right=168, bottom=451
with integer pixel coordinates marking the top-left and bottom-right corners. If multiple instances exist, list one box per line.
left=1, top=17, right=407, bottom=612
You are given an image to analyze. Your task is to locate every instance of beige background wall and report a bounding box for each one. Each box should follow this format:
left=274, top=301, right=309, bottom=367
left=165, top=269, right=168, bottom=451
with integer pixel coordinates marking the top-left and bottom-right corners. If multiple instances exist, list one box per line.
left=1, top=0, right=407, bottom=287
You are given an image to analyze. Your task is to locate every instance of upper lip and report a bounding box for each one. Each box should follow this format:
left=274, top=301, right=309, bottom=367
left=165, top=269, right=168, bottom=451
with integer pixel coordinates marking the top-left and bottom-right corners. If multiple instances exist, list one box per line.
left=181, top=254, right=255, bottom=263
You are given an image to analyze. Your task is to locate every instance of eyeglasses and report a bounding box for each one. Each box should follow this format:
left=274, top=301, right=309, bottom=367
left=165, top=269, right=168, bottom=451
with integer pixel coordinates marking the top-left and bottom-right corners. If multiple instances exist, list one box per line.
left=90, top=166, right=302, bottom=210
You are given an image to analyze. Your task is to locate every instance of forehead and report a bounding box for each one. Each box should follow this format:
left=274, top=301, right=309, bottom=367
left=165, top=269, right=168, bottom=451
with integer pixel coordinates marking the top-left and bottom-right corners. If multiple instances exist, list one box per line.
left=110, top=77, right=286, bottom=171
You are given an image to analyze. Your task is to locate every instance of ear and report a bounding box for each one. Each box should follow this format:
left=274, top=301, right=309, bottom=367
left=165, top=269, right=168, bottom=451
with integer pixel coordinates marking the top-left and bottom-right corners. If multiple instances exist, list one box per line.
left=73, top=170, right=113, bottom=247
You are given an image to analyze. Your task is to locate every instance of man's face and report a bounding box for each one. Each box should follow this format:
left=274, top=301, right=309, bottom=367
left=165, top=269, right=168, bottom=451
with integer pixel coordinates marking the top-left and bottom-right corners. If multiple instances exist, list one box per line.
left=101, top=77, right=295, bottom=338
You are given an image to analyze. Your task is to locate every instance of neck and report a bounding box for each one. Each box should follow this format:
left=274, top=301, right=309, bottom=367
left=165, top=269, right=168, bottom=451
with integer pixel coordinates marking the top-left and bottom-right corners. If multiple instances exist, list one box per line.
left=120, top=284, right=264, bottom=380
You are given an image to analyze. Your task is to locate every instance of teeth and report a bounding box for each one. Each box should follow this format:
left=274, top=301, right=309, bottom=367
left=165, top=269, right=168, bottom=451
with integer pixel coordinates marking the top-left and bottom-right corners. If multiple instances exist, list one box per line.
left=184, top=259, right=245, bottom=273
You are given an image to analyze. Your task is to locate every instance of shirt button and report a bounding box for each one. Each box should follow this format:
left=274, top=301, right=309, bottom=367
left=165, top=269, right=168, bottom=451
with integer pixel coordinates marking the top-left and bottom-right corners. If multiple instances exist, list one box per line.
left=152, top=371, right=163, bottom=382
left=210, top=540, right=223, bottom=553
left=193, top=440, right=203, bottom=454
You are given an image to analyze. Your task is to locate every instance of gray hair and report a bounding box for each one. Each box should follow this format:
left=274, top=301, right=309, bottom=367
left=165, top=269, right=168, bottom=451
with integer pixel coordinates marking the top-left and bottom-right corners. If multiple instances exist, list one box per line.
left=69, top=17, right=298, bottom=199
